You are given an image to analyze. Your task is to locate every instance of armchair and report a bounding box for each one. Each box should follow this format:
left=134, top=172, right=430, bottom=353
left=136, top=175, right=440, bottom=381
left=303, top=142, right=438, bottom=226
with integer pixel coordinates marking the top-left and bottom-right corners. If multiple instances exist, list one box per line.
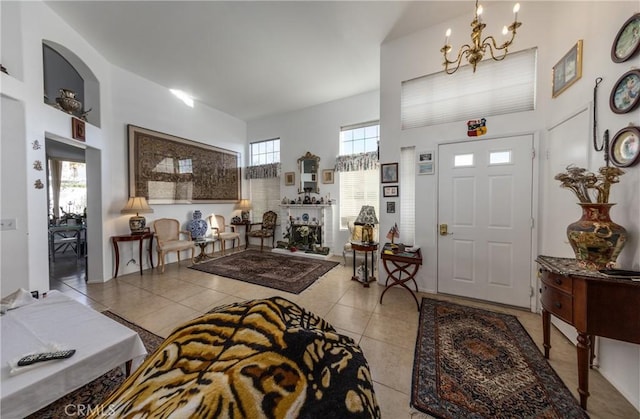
left=152, top=218, right=196, bottom=273
left=247, top=211, right=278, bottom=251
left=207, top=214, right=240, bottom=255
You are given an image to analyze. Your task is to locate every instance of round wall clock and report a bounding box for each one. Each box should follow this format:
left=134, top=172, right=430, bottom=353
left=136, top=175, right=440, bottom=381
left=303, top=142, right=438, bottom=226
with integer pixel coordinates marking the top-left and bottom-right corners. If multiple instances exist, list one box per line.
left=611, top=13, right=640, bottom=63
left=609, top=126, right=640, bottom=167
left=610, top=69, right=640, bottom=114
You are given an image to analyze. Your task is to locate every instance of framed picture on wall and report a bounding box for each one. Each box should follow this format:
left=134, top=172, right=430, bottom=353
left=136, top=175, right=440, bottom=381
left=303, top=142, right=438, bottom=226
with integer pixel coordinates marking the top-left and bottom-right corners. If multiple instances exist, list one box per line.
left=381, top=163, right=398, bottom=183
left=322, top=169, right=334, bottom=184
left=383, top=185, right=398, bottom=197
left=386, top=201, right=396, bottom=213
left=417, top=150, right=435, bottom=175
left=284, top=172, right=295, bottom=186
left=552, top=40, right=583, bottom=98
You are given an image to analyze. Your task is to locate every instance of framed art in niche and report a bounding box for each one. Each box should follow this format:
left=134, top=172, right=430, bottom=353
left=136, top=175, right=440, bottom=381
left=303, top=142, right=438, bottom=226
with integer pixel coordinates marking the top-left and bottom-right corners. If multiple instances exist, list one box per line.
left=128, top=125, right=240, bottom=204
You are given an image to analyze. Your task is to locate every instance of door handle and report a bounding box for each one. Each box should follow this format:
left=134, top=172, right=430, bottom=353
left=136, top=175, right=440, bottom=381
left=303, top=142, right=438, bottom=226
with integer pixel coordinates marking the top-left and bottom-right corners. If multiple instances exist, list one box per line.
left=439, top=224, right=452, bottom=236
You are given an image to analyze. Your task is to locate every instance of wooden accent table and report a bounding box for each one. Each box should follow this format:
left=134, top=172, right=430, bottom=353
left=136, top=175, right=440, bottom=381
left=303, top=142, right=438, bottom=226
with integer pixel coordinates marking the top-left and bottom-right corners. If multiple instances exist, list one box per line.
left=380, top=248, right=422, bottom=310
left=350, top=242, right=378, bottom=287
left=536, top=255, right=640, bottom=410
left=231, top=220, right=251, bottom=249
left=111, top=232, right=154, bottom=277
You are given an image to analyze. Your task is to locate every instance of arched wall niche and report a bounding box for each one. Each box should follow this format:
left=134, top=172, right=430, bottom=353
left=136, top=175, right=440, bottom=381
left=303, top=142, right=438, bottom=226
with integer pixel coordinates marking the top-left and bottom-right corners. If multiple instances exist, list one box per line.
left=42, top=40, right=101, bottom=127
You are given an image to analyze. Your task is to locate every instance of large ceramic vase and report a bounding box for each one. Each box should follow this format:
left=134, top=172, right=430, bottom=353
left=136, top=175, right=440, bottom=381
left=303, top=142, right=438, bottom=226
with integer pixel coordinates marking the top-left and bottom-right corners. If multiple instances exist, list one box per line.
left=566, top=203, right=627, bottom=270
left=188, top=210, right=208, bottom=239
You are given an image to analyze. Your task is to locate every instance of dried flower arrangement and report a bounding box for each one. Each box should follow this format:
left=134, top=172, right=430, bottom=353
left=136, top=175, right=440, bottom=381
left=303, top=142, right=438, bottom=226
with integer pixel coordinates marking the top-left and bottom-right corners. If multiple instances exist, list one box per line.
left=554, top=165, right=625, bottom=203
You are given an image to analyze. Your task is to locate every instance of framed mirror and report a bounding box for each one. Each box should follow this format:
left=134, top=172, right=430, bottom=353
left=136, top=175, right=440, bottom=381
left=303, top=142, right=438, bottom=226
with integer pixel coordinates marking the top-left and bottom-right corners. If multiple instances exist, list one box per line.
left=298, top=152, right=320, bottom=194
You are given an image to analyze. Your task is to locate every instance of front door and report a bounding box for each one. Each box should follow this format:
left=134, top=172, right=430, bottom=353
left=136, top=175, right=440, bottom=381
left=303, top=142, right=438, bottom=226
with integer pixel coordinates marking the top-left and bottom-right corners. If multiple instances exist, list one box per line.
left=437, top=135, right=534, bottom=307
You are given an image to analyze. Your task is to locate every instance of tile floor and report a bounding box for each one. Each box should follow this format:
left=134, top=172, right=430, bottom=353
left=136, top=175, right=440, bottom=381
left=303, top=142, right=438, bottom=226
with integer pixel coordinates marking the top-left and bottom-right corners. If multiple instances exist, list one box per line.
left=49, top=249, right=637, bottom=418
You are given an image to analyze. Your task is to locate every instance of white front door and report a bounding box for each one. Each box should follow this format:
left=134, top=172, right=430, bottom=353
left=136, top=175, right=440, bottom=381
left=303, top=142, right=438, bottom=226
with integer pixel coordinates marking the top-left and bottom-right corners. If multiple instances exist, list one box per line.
left=437, top=135, right=534, bottom=307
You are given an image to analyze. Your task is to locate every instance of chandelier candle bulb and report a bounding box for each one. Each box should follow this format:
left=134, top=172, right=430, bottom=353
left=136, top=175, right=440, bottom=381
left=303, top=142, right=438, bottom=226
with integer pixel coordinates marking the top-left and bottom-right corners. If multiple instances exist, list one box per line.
left=513, top=3, right=520, bottom=20
left=445, top=28, right=451, bottom=45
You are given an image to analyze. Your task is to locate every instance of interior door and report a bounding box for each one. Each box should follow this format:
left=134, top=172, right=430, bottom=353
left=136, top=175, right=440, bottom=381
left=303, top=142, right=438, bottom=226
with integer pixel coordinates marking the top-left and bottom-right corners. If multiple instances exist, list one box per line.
left=437, top=135, right=533, bottom=307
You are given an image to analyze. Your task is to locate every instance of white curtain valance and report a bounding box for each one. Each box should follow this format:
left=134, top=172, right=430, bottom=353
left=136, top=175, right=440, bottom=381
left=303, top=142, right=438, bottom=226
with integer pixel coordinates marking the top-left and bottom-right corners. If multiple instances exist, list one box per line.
left=334, top=151, right=379, bottom=172
left=244, top=163, right=281, bottom=179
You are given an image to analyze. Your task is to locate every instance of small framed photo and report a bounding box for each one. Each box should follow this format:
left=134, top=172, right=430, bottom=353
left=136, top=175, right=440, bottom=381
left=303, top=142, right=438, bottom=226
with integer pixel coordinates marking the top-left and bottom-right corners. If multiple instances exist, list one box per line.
left=71, top=117, right=86, bottom=141
left=284, top=172, right=295, bottom=186
left=322, top=169, right=334, bottom=184
left=610, top=69, right=640, bottom=114
left=609, top=126, right=640, bottom=168
left=381, top=163, right=398, bottom=183
left=386, top=201, right=396, bottom=214
left=552, top=40, right=583, bottom=98
left=611, top=13, right=640, bottom=63
left=383, top=185, right=398, bottom=197
left=418, top=150, right=435, bottom=175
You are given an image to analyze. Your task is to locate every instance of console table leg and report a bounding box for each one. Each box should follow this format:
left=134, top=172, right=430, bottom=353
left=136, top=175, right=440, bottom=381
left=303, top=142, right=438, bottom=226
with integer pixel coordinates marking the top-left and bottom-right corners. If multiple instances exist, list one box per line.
left=542, top=309, right=551, bottom=358
left=577, top=333, right=591, bottom=410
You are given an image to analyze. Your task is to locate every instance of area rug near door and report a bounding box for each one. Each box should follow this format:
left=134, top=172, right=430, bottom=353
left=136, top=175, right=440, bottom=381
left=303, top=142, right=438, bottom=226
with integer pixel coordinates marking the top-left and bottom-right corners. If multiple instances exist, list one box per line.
left=27, top=311, right=164, bottom=419
left=189, top=249, right=340, bottom=294
left=412, top=298, right=588, bottom=419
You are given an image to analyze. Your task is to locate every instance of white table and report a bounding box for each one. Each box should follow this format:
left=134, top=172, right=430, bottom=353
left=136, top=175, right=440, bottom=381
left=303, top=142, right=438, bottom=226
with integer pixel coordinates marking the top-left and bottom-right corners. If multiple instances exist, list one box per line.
left=1, top=291, right=147, bottom=418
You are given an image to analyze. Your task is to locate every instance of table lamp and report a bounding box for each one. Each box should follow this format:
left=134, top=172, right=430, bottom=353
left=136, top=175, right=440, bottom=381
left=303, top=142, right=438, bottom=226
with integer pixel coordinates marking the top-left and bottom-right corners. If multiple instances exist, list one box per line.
left=121, top=197, right=153, bottom=234
left=355, top=205, right=378, bottom=243
left=237, top=199, right=252, bottom=221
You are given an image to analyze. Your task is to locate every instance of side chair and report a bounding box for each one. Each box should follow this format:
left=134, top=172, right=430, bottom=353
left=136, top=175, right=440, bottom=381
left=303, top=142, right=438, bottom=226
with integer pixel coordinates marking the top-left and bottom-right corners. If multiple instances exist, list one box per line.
left=207, top=214, right=240, bottom=255
left=247, top=211, right=278, bottom=251
left=152, top=218, right=196, bottom=273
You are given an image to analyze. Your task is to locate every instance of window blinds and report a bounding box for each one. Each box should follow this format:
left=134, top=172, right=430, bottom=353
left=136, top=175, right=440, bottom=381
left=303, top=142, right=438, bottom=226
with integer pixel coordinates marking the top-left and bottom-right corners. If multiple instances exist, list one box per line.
left=339, top=170, right=379, bottom=229
left=249, top=178, right=280, bottom=224
left=399, top=147, right=415, bottom=246
left=401, top=48, right=537, bottom=129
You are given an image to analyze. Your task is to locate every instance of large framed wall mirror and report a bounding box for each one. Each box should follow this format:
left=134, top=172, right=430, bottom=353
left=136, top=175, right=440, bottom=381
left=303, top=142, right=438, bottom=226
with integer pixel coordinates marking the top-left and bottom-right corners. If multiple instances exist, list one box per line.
left=298, top=152, right=320, bottom=194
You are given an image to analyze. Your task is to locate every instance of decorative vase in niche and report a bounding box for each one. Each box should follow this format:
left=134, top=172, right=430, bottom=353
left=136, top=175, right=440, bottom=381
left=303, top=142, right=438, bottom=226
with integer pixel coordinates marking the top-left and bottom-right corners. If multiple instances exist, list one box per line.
left=56, top=88, right=82, bottom=114
left=188, top=210, right=208, bottom=239
left=566, top=203, right=627, bottom=270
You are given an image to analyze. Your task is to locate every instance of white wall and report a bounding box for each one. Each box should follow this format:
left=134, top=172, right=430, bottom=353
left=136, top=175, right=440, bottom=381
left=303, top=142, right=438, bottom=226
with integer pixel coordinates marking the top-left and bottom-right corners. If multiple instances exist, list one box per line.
left=247, top=90, right=380, bottom=252
left=380, top=1, right=639, bottom=410
left=0, top=1, right=247, bottom=292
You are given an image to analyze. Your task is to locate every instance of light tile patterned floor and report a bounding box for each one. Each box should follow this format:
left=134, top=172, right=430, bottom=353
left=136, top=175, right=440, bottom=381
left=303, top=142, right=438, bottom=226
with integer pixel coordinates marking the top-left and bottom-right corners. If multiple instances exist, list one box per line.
left=49, top=250, right=637, bottom=418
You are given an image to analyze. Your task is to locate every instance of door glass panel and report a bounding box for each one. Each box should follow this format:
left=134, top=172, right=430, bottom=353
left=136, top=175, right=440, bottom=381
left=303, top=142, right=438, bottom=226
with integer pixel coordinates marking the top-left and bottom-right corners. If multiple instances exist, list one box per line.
left=489, top=150, right=512, bottom=165
left=454, top=153, right=474, bottom=167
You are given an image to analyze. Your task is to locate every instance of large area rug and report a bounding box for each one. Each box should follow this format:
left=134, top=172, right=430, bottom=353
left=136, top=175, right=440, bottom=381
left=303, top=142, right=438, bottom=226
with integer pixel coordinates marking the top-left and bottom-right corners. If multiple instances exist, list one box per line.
left=189, top=249, right=339, bottom=294
left=412, top=298, right=588, bottom=419
left=27, top=311, right=164, bottom=419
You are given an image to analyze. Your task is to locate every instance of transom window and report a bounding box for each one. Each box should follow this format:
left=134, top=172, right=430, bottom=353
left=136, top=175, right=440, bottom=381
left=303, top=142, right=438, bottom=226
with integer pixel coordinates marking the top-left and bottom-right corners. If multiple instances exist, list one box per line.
left=250, top=138, right=280, bottom=165
left=340, top=122, right=379, bottom=155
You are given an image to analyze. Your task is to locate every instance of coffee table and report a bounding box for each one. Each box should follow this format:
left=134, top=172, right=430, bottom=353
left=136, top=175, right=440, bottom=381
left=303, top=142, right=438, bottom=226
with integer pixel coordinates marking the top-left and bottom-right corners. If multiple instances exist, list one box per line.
left=1, top=291, right=147, bottom=418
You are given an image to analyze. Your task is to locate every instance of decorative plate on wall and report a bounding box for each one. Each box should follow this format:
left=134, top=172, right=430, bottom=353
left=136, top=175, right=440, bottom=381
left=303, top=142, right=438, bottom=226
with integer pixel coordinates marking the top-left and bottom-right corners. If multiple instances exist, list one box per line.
left=610, top=69, right=640, bottom=114
left=609, top=126, right=640, bottom=167
left=611, top=13, right=640, bottom=63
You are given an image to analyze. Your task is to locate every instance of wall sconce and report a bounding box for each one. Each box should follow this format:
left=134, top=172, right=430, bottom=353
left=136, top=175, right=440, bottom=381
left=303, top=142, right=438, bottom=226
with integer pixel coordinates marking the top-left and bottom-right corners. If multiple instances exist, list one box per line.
left=441, top=1, right=522, bottom=74
left=121, top=196, right=153, bottom=234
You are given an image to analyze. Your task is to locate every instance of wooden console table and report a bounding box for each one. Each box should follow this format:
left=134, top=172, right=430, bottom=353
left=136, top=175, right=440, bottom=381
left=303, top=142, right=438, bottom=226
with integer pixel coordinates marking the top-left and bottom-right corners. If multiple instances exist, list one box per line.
left=111, top=232, right=154, bottom=277
left=536, top=255, right=640, bottom=410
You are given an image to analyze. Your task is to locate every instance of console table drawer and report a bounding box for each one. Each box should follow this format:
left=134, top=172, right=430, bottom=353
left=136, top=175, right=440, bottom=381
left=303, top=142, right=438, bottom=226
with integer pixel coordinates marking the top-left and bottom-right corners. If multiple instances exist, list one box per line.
left=540, top=270, right=573, bottom=293
left=541, top=285, right=573, bottom=323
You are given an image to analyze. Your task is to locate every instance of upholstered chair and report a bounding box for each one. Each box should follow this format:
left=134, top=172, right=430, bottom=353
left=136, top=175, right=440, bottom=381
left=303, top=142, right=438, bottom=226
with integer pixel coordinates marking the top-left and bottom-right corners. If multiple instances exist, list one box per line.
left=207, top=214, right=240, bottom=255
left=247, top=211, right=278, bottom=251
left=152, top=218, right=196, bottom=273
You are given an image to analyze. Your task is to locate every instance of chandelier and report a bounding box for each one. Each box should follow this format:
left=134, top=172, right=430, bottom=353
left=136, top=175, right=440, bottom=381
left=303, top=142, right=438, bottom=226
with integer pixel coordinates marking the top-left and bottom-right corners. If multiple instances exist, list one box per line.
left=440, top=1, right=522, bottom=74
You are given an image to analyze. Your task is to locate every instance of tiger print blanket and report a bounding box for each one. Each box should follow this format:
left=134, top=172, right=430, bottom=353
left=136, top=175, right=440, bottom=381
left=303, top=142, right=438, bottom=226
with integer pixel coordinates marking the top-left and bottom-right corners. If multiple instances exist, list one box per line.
left=89, top=297, right=380, bottom=418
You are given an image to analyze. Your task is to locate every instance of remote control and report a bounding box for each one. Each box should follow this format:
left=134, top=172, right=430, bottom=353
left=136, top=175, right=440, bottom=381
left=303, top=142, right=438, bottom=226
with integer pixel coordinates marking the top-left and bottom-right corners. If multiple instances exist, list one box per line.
left=17, top=349, right=76, bottom=366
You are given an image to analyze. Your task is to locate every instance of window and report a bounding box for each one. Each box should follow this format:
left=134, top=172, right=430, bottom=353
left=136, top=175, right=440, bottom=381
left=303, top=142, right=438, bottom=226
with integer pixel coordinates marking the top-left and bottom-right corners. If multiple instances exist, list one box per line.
left=340, top=122, right=379, bottom=155
left=250, top=138, right=280, bottom=165
left=338, top=122, right=380, bottom=229
left=248, top=138, right=281, bottom=223
left=401, top=48, right=537, bottom=129
left=400, top=147, right=415, bottom=245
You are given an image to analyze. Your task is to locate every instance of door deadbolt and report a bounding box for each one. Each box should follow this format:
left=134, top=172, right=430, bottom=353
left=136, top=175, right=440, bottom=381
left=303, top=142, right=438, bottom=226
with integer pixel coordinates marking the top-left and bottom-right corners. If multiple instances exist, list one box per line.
left=439, top=224, right=450, bottom=236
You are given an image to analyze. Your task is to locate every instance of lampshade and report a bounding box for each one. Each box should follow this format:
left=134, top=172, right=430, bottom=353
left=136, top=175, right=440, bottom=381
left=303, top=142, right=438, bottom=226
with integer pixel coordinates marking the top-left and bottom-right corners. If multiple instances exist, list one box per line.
left=121, top=197, right=153, bottom=234
left=354, top=205, right=378, bottom=226
left=236, top=199, right=252, bottom=221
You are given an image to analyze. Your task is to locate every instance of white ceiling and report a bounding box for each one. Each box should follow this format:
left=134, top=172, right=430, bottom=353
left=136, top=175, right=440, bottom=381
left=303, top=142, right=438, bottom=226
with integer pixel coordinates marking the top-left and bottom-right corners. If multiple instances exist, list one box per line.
left=44, top=1, right=472, bottom=121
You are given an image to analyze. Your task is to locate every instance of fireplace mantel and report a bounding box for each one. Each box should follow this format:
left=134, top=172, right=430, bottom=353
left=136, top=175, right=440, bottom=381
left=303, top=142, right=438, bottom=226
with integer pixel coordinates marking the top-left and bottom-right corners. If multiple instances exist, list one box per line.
left=280, top=204, right=334, bottom=253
